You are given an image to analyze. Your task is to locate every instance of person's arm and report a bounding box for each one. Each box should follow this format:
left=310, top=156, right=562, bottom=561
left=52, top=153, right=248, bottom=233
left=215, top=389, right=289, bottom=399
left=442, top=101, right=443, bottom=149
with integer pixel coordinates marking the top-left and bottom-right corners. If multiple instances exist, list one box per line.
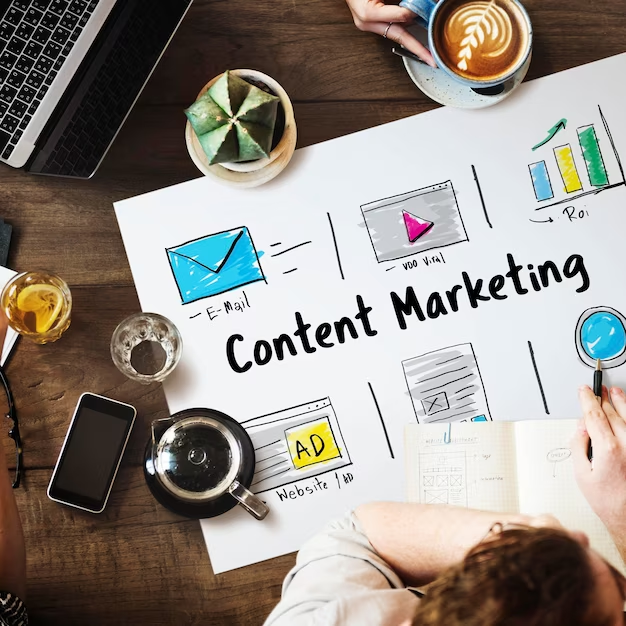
left=0, top=439, right=25, bottom=601
left=572, top=385, right=626, bottom=563
left=0, top=314, right=26, bottom=602
left=355, top=502, right=544, bottom=587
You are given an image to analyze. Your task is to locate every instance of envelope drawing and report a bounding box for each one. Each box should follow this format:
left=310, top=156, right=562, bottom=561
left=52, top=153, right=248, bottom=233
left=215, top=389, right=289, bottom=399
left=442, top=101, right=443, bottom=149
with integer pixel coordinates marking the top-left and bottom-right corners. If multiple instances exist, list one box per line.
left=166, top=226, right=265, bottom=304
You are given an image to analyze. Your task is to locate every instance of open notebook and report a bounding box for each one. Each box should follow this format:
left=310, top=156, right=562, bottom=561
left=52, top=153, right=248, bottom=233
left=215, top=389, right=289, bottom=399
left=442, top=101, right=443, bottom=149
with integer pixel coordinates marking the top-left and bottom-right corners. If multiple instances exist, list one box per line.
left=405, top=420, right=624, bottom=575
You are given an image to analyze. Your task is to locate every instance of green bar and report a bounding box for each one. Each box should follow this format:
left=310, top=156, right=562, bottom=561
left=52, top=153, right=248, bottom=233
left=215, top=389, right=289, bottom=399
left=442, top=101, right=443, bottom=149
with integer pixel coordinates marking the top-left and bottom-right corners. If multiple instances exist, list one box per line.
left=578, top=125, right=609, bottom=187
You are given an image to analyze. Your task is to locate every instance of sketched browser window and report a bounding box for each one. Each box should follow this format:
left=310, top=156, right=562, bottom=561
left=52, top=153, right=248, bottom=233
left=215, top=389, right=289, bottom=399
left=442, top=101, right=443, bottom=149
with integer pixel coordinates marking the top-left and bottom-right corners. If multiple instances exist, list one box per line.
left=242, top=398, right=352, bottom=493
left=402, top=343, right=491, bottom=424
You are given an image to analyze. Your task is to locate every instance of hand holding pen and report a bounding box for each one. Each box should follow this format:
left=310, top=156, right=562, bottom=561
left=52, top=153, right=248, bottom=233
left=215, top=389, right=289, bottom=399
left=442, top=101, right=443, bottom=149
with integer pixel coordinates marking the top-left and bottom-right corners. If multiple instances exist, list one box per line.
left=573, top=385, right=626, bottom=557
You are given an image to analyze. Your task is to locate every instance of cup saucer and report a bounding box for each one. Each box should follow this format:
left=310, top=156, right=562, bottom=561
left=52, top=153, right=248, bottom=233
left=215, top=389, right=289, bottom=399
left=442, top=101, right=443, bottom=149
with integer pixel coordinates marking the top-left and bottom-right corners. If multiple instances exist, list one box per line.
left=402, top=49, right=532, bottom=109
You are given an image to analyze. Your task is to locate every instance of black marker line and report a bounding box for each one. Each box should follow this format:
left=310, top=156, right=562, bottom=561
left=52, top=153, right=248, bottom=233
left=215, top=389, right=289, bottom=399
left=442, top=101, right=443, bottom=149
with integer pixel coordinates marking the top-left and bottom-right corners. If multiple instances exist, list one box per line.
left=429, top=408, right=478, bottom=422
left=242, top=411, right=332, bottom=430
left=368, top=382, right=394, bottom=459
left=599, top=104, right=625, bottom=184
left=240, top=398, right=329, bottom=424
left=534, top=182, right=625, bottom=210
left=418, top=365, right=468, bottom=384
left=420, top=373, right=474, bottom=395
left=435, top=355, right=464, bottom=367
left=254, top=459, right=290, bottom=474
left=189, top=312, right=201, bottom=319
left=251, top=468, right=290, bottom=487
left=386, top=266, right=396, bottom=272
left=283, top=268, right=298, bottom=274
left=528, top=340, right=550, bottom=415
left=450, top=182, right=470, bottom=244
left=361, top=181, right=451, bottom=212
left=452, top=401, right=477, bottom=411
left=327, top=212, right=345, bottom=280
left=270, top=241, right=311, bottom=257
left=270, top=242, right=282, bottom=247
left=254, top=439, right=281, bottom=451
left=255, top=451, right=285, bottom=464
left=252, top=463, right=354, bottom=494
left=380, top=238, right=467, bottom=264
left=472, top=164, right=492, bottom=228
left=454, top=384, right=474, bottom=394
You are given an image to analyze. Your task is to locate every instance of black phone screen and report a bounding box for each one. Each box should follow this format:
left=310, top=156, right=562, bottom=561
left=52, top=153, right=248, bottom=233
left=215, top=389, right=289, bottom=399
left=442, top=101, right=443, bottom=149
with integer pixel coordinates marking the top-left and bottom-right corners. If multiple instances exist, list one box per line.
left=48, top=394, right=135, bottom=511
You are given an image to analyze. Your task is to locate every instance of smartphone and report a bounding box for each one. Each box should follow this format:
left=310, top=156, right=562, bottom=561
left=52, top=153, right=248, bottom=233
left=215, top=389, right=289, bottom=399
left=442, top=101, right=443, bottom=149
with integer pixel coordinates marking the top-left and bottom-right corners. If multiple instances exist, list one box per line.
left=47, top=392, right=136, bottom=513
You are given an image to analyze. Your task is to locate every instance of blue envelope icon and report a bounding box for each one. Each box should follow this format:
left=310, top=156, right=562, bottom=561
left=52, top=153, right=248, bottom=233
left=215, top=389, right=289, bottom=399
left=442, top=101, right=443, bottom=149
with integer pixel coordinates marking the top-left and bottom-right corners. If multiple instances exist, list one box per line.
left=166, top=227, right=265, bottom=304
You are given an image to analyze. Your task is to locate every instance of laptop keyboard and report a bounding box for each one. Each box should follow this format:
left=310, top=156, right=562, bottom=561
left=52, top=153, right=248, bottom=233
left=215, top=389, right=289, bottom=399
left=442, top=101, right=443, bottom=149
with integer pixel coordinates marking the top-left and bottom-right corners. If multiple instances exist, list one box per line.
left=0, top=0, right=99, bottom=160
left=28, top=0, right=192, bottom=178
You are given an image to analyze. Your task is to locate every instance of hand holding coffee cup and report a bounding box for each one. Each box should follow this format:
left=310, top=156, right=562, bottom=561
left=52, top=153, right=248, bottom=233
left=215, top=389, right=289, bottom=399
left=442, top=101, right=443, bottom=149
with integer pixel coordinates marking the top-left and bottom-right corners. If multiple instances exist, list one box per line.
left=399, top=0, right=532, bottom=92
left=344, top=0, right=436, bottom=66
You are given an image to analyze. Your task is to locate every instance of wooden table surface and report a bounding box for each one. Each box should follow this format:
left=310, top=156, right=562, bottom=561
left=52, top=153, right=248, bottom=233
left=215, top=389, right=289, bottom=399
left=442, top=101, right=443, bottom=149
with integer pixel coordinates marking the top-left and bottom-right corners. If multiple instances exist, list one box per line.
left=0, top=0, right=624, bottom=623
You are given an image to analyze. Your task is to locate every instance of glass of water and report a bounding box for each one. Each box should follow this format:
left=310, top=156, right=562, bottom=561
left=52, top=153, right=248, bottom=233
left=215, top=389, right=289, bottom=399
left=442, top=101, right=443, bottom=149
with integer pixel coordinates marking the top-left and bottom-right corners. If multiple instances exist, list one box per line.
left=110, top=312, right=182, bottom=384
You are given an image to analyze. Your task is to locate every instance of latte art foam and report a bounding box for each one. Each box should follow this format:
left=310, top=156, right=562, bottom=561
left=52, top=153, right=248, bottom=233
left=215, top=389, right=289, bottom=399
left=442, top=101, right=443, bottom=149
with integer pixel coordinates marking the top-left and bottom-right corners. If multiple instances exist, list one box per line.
left=434, top=0, right=529, bottom=82
left=450, top=2, right=512, bottom=71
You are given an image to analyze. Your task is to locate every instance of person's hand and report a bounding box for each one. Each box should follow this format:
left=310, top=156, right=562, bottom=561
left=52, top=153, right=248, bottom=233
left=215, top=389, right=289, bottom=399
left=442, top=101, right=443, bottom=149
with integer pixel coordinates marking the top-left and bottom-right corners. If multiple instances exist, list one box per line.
left=572, top=386, right=626, bottom=541
left=0, top=310, right=8, bottom=349
left=345, top=0, right=436, bottom=67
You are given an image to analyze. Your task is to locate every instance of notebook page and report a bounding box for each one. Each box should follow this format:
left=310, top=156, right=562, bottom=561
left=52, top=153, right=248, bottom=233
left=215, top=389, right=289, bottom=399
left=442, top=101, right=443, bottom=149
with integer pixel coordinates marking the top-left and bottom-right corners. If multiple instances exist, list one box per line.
left=514, top=419, right=624, bottom=574
left=405, top=422, right=519, bottom=513
left=0, top=267, right=17, bottom=365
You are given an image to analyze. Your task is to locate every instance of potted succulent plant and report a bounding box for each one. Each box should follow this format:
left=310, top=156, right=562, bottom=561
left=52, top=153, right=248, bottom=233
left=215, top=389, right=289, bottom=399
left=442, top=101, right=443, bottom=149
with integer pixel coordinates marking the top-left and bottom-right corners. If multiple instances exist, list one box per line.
left=185, top=69, right=296, bottom=187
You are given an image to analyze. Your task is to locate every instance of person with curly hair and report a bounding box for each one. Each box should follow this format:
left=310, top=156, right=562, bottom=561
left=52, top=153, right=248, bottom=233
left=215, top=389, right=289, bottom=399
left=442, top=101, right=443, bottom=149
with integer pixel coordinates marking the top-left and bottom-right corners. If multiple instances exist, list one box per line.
left=264, top=385, right=626, bottom=625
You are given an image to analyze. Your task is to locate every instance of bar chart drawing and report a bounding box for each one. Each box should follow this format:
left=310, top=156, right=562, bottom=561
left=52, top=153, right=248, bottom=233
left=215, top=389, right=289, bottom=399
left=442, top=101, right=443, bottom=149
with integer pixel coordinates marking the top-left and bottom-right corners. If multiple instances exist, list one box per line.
left=529, top=106, right=625, bottom=210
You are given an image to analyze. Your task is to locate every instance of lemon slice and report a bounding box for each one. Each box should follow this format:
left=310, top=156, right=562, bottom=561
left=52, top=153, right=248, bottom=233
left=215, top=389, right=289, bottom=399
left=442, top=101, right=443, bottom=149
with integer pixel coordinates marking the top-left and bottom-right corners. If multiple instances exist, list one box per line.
left=17, top=284, right=64, bottom=333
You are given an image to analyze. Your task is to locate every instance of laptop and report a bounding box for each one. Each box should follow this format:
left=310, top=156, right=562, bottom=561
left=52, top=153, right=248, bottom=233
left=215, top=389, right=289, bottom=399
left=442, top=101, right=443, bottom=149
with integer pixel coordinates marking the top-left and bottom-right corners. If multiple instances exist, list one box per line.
left=0, top=0, right=192, bottom=178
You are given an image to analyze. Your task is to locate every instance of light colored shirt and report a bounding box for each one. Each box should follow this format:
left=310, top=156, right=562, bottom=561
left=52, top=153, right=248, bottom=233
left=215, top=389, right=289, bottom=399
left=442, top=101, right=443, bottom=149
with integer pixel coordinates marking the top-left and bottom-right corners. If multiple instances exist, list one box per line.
left=264, top=512, right=419, bottom=625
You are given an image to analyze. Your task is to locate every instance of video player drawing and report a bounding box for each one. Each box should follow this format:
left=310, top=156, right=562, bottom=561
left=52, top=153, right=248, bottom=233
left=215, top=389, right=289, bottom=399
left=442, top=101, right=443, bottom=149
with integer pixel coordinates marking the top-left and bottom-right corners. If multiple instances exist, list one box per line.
left=361, top=181, right=468, bottom=263
left=166, top=226, right=266, bottom=304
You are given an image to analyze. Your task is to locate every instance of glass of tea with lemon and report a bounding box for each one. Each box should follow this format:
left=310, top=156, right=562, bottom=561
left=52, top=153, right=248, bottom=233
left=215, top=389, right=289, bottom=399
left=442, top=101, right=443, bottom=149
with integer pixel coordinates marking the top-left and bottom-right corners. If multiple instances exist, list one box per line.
left=1, top=272, right=72, bottom=344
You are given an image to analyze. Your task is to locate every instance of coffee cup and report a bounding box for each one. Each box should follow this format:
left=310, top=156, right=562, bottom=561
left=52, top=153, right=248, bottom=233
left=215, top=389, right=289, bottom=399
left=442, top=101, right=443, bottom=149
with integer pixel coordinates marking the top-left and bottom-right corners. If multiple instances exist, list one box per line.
left=399, top=0, right=532, bottom=92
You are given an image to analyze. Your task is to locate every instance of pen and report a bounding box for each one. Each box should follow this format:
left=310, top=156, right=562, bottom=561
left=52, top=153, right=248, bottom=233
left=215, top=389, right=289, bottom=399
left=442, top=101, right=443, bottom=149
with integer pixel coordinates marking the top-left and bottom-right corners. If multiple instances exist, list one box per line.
left=391, top=46, right=427, bottom=65
left=593, top=358, right=603, bottom=399
left=588, top=359, right=602, bottom=461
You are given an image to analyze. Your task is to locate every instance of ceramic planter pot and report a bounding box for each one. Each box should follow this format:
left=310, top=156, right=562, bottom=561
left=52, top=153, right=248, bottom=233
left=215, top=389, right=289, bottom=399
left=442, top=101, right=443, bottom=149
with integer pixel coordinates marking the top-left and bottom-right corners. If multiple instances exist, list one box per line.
left=185, top=69, right=297, bottom=188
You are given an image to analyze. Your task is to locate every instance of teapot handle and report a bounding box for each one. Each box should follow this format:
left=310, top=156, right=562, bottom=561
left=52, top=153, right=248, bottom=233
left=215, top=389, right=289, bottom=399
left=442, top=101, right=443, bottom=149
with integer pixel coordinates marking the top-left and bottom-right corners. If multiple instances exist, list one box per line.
left=228, top=480, right=270, bottom=520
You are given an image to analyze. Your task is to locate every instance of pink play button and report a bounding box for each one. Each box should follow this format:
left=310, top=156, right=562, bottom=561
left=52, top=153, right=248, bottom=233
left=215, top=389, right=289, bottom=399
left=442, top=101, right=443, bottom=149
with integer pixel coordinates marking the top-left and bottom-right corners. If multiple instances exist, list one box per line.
left=403, top=211, right=434, bottom=243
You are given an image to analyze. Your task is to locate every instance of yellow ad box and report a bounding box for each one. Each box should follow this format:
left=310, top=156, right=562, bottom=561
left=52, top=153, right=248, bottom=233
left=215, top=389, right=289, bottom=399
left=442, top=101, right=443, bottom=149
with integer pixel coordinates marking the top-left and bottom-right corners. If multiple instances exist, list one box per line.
left=286, top=417, right=341, bottom=469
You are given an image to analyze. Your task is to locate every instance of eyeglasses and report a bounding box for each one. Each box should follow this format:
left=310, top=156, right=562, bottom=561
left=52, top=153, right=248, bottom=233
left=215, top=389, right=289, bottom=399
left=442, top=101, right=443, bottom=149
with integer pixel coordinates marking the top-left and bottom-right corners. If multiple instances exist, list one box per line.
left=0, top=365, right=21, bottom=488
left=480, top=521, right=531, bottom=543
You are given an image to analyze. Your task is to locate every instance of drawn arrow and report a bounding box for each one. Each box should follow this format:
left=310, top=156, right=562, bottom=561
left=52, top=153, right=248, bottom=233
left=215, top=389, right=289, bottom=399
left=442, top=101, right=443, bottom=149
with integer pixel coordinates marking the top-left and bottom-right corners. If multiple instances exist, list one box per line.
left=532, top=119, right=567, bottom=151
left=529, top=217, right=554, bottom=223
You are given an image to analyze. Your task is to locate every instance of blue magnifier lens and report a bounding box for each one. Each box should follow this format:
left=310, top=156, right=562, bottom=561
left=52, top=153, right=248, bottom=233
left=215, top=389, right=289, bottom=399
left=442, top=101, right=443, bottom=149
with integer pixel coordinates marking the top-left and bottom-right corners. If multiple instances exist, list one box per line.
left=580, top=311, right=626, bottom=361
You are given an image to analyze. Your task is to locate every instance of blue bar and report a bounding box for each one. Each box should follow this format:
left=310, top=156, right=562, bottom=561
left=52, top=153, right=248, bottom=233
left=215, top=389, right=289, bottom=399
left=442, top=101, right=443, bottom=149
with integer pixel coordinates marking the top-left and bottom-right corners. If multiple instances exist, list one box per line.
left=529, top=161, right=554, bottom=201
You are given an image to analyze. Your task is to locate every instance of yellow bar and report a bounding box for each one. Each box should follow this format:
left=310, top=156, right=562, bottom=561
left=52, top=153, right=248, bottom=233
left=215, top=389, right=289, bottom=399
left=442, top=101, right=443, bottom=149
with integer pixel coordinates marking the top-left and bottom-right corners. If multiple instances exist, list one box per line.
left=554, top=144, right=583, bottom=193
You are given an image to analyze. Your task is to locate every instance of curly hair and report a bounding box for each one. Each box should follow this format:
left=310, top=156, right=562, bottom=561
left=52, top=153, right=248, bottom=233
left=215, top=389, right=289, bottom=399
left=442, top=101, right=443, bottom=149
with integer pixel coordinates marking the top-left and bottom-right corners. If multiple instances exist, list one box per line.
left=412, top=525, right=611, bottom=626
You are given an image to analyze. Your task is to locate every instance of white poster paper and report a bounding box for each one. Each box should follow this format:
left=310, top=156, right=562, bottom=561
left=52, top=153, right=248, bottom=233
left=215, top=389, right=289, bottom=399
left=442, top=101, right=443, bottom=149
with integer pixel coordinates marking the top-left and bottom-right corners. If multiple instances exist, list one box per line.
left=115, top=53, right=626, bottom=573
